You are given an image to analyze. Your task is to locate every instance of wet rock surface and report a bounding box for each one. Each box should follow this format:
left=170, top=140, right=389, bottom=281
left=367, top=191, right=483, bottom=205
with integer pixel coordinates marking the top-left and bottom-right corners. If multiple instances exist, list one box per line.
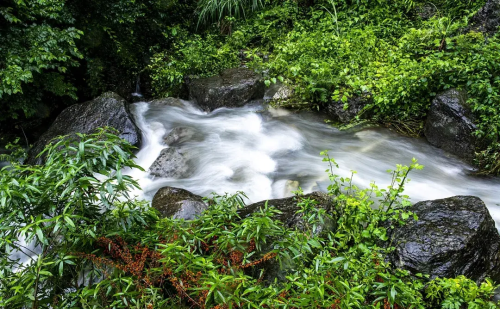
left=148, top=97, right=185, bottom=108
left=324, top=95, right=372, bottom=124
left=424, top=89, right=478, bottom=162
left=188, top=68, right=265, bottom=111
left=163, top=127, right=198, bottom=146
left=26, top=92, right=141, bottom=165
left=470, top=0, right=500, bottom=33
left=264, top=83, right=294, bottom=101
left=152, top=186, right=207, bottom=220
left=388, top=196, right=500, bottom=283
left=149, top=147, right=190, bottom=178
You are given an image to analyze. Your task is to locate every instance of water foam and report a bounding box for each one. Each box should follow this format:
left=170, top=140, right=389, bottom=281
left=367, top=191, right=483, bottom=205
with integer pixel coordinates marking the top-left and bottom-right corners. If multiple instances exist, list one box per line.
left=128, top=101, right=500, bottom=228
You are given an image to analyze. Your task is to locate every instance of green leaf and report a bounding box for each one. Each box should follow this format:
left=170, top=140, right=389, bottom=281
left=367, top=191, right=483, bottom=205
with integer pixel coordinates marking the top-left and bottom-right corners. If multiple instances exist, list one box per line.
left=64, top=216, right=75, bottom=229
left=390, top=285, right=396, bottom=301
left=35, top=226, right=45, bottom=243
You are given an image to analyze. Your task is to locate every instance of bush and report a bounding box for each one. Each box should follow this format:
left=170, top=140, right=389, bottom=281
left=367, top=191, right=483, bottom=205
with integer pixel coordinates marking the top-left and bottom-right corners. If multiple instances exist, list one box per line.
left=1, top=131, right=498, bottom=308
left=148, top=32, right=240, bottom=97
left=147, top=0, right=500, bottom=174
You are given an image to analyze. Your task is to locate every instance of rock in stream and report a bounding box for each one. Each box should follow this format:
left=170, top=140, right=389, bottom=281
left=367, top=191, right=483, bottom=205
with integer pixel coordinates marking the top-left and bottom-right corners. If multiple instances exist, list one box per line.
left=149, top=147, right=191, bottom=178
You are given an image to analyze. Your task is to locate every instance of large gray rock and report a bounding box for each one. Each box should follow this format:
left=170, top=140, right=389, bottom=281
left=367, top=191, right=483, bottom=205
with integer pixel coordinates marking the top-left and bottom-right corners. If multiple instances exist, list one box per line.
left=424, top=89, right=478, bottom=162
left=188, top=68, right=265, bottom=111
left=389, top=196, right=500, bottom=283
left=470, top=0, right=500, bottom=33
left=152, top=186, right=207, bottom=220
left=26, top=92, right=141, bottom=165
left=324, top=95, right=372, bottom=124
left=149, top=147, right=190, bottom=178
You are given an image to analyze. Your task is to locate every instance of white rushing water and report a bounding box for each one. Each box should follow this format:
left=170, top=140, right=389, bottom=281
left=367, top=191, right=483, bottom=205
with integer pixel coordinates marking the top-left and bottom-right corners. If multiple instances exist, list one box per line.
left=127, top=100, right=500, bottom=228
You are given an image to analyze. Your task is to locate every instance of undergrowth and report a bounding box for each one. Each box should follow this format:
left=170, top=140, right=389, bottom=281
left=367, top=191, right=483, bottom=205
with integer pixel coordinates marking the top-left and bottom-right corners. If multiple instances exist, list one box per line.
left=0, top=131, right=498, bottom=308
left=148, top=0, right=500, bottom=174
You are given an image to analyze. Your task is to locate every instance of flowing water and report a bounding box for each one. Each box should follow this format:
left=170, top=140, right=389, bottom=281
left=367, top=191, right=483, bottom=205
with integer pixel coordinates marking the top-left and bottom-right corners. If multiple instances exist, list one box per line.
left=128, top=100, right=500, bottom=228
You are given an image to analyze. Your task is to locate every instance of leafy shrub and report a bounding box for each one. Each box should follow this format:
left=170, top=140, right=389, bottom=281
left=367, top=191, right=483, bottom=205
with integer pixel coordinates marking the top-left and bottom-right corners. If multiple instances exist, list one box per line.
left=148, top=32, right=240, bottom=96
left=1, top=131, right=498, bottom=308
left=0, top=128, right=154, bottom=308
left=0, top=0, right=83, bottom=120
left=155, top=0, right=500, bottom=173
left=426, top=276, right=498, bottom=309
left=197, top=0, right=267, bottom=25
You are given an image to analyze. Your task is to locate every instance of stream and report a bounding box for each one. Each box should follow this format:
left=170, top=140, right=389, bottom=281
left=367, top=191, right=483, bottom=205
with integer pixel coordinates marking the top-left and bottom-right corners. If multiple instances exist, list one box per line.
left=127, top=100, right=500, bottom=229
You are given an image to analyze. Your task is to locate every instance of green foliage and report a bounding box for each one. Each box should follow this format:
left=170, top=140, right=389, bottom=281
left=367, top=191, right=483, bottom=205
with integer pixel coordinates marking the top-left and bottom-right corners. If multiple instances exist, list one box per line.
left=149, top=33, right=240, bottom=96
left=0, top=0, right=197, bottom=124
left=148, top=0, right=500, bottom=173
left=197, top=0, right=266, bottom=25
left=426, top=276, right=499, bottom=309
left=148, top=2, right=301, bottom=96
left=71, top=0, right=198, bottom=97
left=0, top=138, right=27, bottom=164
left=476, top=143, right=500, bottom=175
left=0, top=0, right=83, bottom=119
left=1, top=132, right=497, bottom=308
left=0, top=128, right=154, bottom=308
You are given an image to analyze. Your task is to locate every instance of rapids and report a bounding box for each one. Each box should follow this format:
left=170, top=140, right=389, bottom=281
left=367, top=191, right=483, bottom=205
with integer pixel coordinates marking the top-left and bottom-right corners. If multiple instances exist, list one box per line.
left=127, top=100, right=500, bottom=228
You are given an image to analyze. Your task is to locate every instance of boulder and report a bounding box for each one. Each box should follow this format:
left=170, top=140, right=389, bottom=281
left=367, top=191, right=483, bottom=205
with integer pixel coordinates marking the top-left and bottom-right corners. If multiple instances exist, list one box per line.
left=389, top=196, right=500, bottom=283
left=163, top=127, right=198, bottom=146
left=26, top=92, right=141, bottom=165
left=188, top=68, right=265, bottom=111
left=152, top=186, right=207, bottom=220
left=148, top=97, right=185, bottom=108
left=424, top=89, right=478, bottom=162
left=324, top=95, right=372, bottom=124
left=469, top=0, right=500, bottom=33
left=149, top=147, right=190, bottom=178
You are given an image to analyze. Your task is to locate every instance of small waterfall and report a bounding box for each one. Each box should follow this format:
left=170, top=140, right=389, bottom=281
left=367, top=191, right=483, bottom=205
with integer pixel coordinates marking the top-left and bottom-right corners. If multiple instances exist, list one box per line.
left=127, top=101, right=500, bottom=229
left=131, top=75, right=143, bottom=98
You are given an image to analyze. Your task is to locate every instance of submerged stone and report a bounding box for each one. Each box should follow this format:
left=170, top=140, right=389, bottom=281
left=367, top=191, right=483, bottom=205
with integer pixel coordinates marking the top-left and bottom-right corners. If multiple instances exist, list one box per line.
left=163, top=127, right=198, bottom=146
left=148, top=97, right=185, bottom=108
